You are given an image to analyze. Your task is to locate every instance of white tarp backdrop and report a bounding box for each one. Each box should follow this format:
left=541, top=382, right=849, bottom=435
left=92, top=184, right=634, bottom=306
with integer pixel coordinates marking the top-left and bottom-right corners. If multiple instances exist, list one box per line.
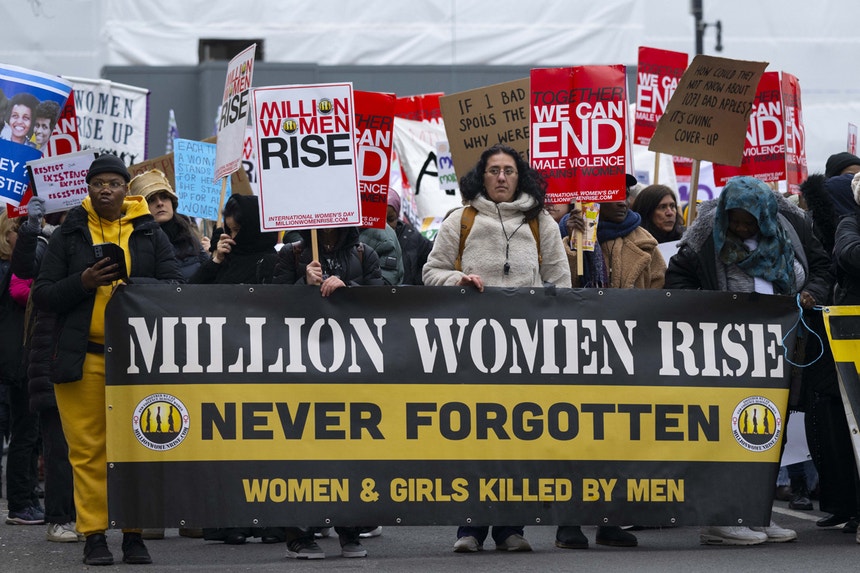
left=4, top=0, right=860, bottom=174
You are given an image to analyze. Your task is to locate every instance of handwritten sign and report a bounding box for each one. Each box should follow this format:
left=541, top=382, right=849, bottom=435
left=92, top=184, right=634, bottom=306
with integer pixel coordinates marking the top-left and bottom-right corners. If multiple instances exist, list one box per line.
left=27, top=149, right=97, bottom=213
left=648, top=55, right=768, bottom=166
left=439, top=78, right=530, bottom=179
left=174, top=138, right=230, bottom=221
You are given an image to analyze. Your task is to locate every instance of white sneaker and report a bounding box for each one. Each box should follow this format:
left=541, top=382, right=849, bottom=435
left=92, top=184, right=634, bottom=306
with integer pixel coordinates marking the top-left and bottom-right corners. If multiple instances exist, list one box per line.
left=453, top=535, right=483, bottom=552
left=495, top=533, right=532, bottom=552
left=359, top=526, right=382, bottom=538
left=46, top=522, right=82, bottom=543
left=699, top=526, right=767, bottom=545
left=750, top=521, right=797, bottom=543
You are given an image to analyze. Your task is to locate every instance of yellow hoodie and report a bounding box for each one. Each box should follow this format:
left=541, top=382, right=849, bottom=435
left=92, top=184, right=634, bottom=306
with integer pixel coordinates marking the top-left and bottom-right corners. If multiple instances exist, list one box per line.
left=82, top=194, right=151, bottom=344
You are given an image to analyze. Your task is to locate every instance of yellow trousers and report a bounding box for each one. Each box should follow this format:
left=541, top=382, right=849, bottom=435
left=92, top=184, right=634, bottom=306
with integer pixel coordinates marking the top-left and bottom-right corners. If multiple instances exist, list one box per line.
left=54, top=352, right=140, bottom=536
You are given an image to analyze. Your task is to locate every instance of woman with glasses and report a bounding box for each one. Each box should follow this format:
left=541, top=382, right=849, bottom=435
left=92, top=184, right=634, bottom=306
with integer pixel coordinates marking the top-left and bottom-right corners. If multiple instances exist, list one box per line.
left=423, top=144, right=570, bottom=554
left=31, top=154, right=182, bottom=566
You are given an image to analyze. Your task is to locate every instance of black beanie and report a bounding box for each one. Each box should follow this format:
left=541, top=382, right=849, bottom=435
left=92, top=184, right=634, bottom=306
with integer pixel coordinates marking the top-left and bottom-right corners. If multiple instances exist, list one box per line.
left=824, top=152, right=860, bottom=179
left=86, top=153, right=130, bottom=183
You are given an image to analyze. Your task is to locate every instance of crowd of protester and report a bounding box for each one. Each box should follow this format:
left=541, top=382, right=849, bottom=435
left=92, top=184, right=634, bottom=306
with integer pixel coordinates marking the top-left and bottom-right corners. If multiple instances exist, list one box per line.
left=3, top=148, right=860, bottom=564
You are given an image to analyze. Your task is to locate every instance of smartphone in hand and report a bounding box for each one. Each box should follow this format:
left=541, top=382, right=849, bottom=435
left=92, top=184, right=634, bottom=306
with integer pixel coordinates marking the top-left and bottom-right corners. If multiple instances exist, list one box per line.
left=92, top=242, right=128, bottom=281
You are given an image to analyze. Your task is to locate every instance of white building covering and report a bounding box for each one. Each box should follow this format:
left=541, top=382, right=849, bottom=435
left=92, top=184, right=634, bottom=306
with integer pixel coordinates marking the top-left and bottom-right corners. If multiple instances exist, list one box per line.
left=4, top=0, right=860, bottom=172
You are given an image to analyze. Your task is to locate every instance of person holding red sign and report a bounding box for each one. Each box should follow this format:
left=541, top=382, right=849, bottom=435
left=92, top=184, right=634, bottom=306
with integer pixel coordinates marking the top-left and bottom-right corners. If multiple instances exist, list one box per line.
left=423, top=144, right=571, bottom=553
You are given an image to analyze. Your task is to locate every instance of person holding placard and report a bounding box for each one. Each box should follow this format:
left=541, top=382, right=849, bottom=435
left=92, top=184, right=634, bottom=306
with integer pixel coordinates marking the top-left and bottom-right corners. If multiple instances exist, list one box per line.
left=31, top=154, right=183, bottom=565
left=272, top=225, right=383, bottom=559
left=423, top=144, right=570, bottom=554
left=666, top=175, right=832, bottom=546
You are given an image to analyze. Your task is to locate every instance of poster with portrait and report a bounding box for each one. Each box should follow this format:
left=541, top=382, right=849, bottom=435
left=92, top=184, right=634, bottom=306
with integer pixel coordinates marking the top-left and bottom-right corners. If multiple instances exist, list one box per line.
left=0, top=64, right=73, bottom=207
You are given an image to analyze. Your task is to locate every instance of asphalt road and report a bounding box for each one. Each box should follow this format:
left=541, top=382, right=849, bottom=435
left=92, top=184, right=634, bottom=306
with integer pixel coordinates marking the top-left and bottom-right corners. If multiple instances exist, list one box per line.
left=1, top=497, right=858, bottom=572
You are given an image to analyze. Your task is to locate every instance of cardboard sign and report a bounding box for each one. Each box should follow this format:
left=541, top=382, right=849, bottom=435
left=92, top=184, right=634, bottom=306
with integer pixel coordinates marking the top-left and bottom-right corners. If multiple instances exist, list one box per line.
left=713, top=72, right=786, bottom=185
left=174, top=138, right=230, bottom=221
left=648, top=55, right=768, bottom=166
left=634, top=47, right=689, bottom=146
left=27, top=149, right=97, bottom=213
left=530, top=65, right=629, bottom=203
left=782, top=73, right=806, bottom=195
left=65, top=76, right=150, bottom=167
left=354, top=91, right=396, bottom=229
left=440, top=78, right=530, bottom=179
left=214, top=44, right=256, bottom=181
left=252, top=82, right=361, bottom=230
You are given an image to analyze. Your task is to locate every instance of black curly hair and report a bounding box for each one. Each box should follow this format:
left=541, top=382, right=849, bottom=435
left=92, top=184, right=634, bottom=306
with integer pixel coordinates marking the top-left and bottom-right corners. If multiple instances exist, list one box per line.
left=458, top=144, right=546, bottom=220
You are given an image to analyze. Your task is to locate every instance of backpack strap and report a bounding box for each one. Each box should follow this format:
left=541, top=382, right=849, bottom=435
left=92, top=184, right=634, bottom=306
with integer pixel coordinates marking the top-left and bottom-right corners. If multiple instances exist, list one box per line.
left=456, top=206, right=542, bottom=271
left=528, top=217, right=542, bottom=267
left=455, top=206, right=476, bottom=272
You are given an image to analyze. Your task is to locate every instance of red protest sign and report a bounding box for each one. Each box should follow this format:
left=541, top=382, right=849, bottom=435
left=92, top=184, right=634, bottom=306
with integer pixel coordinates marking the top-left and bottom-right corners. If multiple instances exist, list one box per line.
left=713, top=72, right=786, bottom=186
left=395, top=93, right=443, bottom=121
left=634, top=47, right=688, bottom=146
left=782, top=73, right=806, bottom=195
left=355, top=91, right=396, bottom=229
left=530, top=65, right=629, bottom=203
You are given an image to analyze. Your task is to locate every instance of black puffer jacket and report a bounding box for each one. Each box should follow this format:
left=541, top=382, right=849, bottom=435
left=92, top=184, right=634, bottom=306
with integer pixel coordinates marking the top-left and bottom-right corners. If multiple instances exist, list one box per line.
left=272, top=227, right=383, bottom=286
left=31, top=204, right=182, bottom=384
left=834, top=212, right=860, bottom=304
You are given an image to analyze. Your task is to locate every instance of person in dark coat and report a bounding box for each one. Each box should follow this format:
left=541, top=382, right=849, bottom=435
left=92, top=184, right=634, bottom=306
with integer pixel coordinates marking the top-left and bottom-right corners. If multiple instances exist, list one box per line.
left=386, top=190, right=433, bottom=285
left=191, top=194, right=278, bottom=285
left=630, top=184, right=685, bottom=243
left=666, top=175, right=832, bottom=546
left=31, top=154, right=183, bottom=566
left=129, top=169, right=207, bottom=282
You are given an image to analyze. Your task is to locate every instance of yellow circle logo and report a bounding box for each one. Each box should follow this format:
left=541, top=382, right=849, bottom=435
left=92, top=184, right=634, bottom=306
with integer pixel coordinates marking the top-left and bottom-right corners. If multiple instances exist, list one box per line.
left=282, top=119, right=298, bottom=134
left=132, top=393, right=190, bottom=451
left=318, top=98, right=333, bottom=114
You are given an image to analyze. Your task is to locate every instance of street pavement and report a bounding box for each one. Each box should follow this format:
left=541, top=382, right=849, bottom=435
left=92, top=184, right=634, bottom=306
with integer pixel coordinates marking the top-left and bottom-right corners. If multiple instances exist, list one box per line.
left=1, top=496, right=859, bottom=572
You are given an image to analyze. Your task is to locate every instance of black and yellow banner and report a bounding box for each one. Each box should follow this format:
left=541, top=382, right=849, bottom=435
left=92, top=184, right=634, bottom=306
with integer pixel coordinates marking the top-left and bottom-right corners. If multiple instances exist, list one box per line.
left=105, top=286, right=797, bottom=528
left=822, top=305, right=860, bottom=475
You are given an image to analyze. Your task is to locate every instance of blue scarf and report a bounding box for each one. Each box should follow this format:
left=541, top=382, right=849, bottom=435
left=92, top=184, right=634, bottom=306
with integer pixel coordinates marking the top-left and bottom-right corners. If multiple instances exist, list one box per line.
left=596, top=209, right=641, bottom=242
left=713, top=177, right=796, bottom=295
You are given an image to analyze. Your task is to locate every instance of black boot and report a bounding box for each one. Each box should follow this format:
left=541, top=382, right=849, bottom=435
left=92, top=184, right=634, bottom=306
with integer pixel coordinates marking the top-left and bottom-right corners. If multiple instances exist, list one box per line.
left=122, top=532, right=153, bottom=565
left=555, top=526, right=588, bottom=549
left=788, top=476, right=813, bottom=510
left=83, top=533, right=114, bottom=566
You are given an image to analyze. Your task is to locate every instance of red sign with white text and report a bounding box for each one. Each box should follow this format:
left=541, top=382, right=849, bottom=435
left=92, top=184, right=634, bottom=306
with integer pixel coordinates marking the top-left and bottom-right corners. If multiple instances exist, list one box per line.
left=634, top=47, right=688, bottom=146
left=355, top=91, right=396, bottom=228
left=782, top=73, right=806, bottom=195
left=713, top=72, right=786, bottom=186
left=530, top=65, right=629, bottom=203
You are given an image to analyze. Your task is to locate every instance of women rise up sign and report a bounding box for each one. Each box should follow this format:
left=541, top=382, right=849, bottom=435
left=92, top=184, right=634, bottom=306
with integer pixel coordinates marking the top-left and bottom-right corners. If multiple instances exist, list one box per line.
left=530, top=65, right=629, bottom=204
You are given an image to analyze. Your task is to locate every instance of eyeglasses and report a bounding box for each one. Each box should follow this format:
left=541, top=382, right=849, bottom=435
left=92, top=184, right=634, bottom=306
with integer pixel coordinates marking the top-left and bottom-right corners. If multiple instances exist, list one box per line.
left=485, top=167, right=517, bottom=177
left=88, top=181, right=127, bottom=191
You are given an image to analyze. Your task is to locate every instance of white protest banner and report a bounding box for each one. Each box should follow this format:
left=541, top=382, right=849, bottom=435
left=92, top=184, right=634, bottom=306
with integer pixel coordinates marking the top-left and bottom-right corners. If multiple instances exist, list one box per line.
left=27, top=149, right=97, bottom=213
left=241, top=125, right=259, bottom=195
left=436, top=141, right=458, bottom=193
left=65, top=76, right=149, bottom=166
left=252, top=83, right=360, bottom=230
left=174, top=138, right=230, bottom=221
left=214, top=44, right=255, bottom=181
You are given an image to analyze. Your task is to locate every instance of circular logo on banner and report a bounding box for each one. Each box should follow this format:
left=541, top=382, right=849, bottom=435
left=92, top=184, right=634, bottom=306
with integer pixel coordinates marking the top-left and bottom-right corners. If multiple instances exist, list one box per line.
left=318, top=98, right=333, bottom=114
left=731, top=396, right=782, bottom=452
left=132, top=394, right=190, bottom=451
left=282, top=118, right=298, bottom=134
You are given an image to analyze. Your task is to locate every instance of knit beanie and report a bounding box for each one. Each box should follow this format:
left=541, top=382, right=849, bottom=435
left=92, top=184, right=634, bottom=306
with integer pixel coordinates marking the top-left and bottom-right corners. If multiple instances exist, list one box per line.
left=86, top=153, right=130, bottom=183
left=824, top=152, right=860, bottom=179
